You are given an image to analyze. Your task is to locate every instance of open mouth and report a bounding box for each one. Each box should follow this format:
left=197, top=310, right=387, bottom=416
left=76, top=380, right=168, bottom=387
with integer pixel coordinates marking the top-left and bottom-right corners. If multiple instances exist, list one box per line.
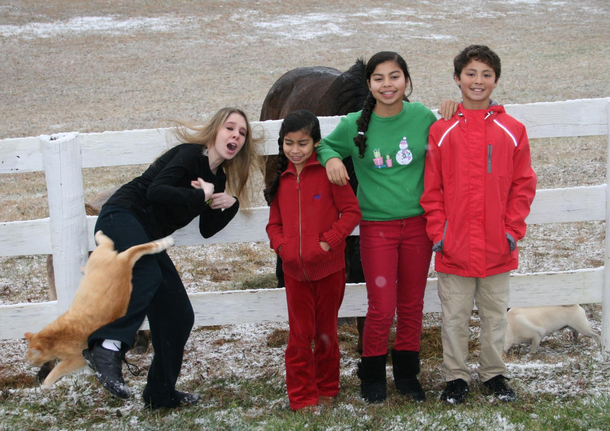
left=227, top=143, right=237, bottom=151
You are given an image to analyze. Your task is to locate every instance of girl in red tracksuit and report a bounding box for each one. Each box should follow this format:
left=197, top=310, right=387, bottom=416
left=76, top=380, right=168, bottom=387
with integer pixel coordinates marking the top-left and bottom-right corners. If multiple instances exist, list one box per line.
left=265, top=110, right=361, bottom=412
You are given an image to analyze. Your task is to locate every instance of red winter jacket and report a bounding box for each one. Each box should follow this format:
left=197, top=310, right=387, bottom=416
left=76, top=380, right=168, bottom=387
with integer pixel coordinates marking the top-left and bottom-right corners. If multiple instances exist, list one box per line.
left=421, top=104, right=537, bottom=278
left=266, top=152, right=362, bottom=281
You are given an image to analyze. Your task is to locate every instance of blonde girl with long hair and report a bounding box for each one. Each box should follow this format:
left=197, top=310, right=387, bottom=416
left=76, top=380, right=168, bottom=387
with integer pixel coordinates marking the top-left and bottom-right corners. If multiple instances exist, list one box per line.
left=83, top=107, right=261, bottom=409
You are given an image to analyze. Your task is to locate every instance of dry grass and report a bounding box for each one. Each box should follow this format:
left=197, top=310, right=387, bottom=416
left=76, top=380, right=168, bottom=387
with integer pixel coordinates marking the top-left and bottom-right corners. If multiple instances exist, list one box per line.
left=266, top=329, right=290, bottom=348
left=2, top=1, right=609, bottom=305
left=1, top=0, right=609, bottom=140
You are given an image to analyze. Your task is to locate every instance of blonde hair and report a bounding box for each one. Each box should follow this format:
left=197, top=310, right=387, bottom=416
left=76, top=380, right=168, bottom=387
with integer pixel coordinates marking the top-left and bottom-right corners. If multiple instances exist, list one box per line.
left=169, top=107, right=262, bottom=209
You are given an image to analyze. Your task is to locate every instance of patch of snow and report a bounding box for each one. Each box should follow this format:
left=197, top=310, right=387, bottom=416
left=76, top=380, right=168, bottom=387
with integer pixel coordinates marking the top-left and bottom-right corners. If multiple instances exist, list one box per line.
left=0, top=15, right=200, bottom=39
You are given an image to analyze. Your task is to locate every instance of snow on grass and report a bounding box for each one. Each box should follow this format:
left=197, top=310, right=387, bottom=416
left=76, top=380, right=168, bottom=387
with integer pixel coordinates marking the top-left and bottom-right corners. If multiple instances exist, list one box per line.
left=3, top=307, right=608, bottom=424
left=0, top=15, right=201, bottom=39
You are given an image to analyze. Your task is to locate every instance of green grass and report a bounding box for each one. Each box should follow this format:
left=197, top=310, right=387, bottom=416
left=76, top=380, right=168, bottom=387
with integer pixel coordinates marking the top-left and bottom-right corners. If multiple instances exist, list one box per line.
left=2, top=377, right=609, bottom=430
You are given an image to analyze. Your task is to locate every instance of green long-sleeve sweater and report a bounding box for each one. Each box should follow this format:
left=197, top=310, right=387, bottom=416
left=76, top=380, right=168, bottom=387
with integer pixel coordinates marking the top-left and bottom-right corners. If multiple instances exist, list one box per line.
left=316, top=101, right=437, bottom=221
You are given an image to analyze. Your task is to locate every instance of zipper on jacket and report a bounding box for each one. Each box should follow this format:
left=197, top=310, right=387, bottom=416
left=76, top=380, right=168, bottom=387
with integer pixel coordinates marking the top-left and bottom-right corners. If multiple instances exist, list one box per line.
left=296, top=175, right=309, bottom=281
left=487, top=144, right=493, bottom=173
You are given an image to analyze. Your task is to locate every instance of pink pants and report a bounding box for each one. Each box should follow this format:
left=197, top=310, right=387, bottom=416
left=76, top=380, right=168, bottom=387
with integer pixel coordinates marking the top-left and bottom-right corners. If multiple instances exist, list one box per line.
left=359, top=216, right=432, bottom=357
left=284, top=270, right=346, bottom=410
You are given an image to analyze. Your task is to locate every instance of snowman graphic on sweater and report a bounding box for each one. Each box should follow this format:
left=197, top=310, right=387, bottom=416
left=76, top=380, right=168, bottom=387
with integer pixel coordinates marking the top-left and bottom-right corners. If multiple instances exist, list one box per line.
left=396, top=137, right=412, bottom=165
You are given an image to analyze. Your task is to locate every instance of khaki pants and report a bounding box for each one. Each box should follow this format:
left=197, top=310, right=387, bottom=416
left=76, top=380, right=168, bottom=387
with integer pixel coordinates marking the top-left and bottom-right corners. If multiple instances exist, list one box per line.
left=437, top=272, right=510, bottom=383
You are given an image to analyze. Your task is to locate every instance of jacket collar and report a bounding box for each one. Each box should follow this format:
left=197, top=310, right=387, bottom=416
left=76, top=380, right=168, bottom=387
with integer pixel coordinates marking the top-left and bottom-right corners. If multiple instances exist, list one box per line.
left=456, top=100, right=505, bottom=120
left=284, top=150, right=321, bottom=175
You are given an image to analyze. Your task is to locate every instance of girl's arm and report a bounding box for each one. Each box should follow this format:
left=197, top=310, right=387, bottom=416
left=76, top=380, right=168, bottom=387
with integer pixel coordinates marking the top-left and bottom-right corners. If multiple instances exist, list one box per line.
left=198, top=196, right=240, bottom=238
left=321, top=183, right=362, bottom=250
left=191, top=177, right=237, bottom=211
left=316, top=116, right=356, bottom=186
left=324, top=158, right=350, bottom=186
left=266, top=198, right=285, bottom=254
left=438, top=100, right=460, bottom=120
left=147, top=147, right=209, bottom=208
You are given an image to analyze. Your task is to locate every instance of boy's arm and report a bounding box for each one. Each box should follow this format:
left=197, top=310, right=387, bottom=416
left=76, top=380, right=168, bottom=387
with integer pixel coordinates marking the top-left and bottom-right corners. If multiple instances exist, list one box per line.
left=505, top=126, right=537, bottom=242
left=420, top=131, right=447, bottom=245
left=321, top=183, right=362, bottom=250
left=266, top=199, right=286, bottom=254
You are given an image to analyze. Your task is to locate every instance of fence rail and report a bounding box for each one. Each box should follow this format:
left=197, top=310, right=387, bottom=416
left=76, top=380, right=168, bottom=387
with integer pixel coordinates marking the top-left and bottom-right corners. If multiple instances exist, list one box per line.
left=1, top=98, right=609, bottom=348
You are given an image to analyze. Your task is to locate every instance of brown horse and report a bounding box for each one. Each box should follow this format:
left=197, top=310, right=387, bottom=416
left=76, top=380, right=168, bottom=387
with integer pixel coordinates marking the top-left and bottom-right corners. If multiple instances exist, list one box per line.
left=260, top=59, right=369, bottom=352
left=260, top=61, right=369, bottom=119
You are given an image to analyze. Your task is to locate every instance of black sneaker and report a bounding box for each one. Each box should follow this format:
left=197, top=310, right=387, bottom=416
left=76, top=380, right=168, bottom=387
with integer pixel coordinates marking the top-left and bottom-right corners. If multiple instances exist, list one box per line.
left=83, top=345, right=131, bottom=399
left=483, top=375, right=517, bottom=402
left=143, top=391, right=201, bottom=409
left=439, top=378, right=469, bottom=405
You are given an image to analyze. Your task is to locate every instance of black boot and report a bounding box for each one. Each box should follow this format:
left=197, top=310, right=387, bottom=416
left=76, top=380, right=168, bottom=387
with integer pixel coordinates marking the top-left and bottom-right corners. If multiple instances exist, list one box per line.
left=357, top=354, right=387, bottom=404
left=391, top=349, right=426, bottom=402
left=83, top=344, right=131, bottom=399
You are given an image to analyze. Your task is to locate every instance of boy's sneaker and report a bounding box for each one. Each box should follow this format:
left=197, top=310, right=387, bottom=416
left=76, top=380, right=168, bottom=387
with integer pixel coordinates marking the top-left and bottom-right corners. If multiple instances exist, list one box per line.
left=83, top=344, right=131, bottom=399
left=439, top=379, right=469, bottom=405
left=483, top=375, right=517, bottom=402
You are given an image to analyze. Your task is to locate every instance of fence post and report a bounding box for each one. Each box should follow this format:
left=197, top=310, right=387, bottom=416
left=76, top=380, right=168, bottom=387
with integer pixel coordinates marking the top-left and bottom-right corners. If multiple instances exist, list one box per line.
left=604, top=99, right=610, bottom=354
left=40, top=133, right=89, bottom=315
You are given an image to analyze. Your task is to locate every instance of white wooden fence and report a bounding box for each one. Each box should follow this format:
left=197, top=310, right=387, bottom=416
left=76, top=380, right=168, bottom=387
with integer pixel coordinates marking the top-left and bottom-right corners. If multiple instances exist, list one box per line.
left=1, top=98, right=609, bottom=352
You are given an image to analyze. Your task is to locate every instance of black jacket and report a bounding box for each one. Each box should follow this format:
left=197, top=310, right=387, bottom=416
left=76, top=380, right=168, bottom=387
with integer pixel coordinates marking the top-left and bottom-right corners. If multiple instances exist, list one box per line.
left=106, top=144, right=239, bottom=239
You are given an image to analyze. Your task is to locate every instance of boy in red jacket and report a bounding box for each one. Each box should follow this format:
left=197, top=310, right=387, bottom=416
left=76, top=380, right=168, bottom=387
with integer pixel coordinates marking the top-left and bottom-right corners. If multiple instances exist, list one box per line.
left=421, top=45, right=537, bottom=404
left=265, top=110, right=361, bottom=411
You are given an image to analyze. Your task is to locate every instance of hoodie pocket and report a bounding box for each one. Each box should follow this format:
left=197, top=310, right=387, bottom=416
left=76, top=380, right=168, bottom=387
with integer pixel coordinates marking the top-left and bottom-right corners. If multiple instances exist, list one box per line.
left=279, top=236, right=300, bottom=268
left=301, top=234, right=330, bottom=266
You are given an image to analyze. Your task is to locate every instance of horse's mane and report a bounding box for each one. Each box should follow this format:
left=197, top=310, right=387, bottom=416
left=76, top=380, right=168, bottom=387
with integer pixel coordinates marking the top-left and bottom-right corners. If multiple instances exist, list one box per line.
left=328, top=58, right=368, bottom=115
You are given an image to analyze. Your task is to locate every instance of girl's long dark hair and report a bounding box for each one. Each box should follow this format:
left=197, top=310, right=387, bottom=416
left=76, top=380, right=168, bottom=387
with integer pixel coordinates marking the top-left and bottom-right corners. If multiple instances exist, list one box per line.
left=264, top=110, right=321, bottom=204
left=354, top=51, right=413, bottom=158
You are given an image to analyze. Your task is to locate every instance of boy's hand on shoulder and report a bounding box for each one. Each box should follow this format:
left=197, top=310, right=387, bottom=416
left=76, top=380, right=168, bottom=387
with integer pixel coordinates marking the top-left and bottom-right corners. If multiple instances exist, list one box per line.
left=438, top=100, right=459, bottom=120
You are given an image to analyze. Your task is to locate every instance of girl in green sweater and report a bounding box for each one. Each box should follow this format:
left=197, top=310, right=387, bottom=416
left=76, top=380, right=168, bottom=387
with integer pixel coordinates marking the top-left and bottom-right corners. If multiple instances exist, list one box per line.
left=316, top=51, right=436, bottom=404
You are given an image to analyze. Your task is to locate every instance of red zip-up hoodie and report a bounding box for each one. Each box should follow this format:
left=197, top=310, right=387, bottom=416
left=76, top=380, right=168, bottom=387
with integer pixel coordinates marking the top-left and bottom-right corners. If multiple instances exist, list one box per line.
left=421, top=104, right=537, bottom=278
left=266, top=152, right=362, bottom=281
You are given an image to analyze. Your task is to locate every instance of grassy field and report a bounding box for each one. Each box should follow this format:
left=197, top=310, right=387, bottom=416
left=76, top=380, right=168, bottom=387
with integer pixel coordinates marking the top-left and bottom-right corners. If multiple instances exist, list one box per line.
left=1, top=0, right=610, bottom=429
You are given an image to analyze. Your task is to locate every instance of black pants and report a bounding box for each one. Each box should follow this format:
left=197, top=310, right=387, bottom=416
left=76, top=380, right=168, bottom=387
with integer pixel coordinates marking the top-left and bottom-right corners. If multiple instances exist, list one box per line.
left=89, top=205, right=194, bottom=405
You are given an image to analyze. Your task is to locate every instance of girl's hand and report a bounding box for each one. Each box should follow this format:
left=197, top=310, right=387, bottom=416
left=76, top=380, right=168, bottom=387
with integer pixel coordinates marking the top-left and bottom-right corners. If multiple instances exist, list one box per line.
left=209, top=192, right=236, bottom=210
left=438, top=100, right=459, bottom=120
left=325, top=157, right=349, bottom=186
left=191, top=177, right=215, bottom=201
left=320, top=241, right=330, bottom=252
